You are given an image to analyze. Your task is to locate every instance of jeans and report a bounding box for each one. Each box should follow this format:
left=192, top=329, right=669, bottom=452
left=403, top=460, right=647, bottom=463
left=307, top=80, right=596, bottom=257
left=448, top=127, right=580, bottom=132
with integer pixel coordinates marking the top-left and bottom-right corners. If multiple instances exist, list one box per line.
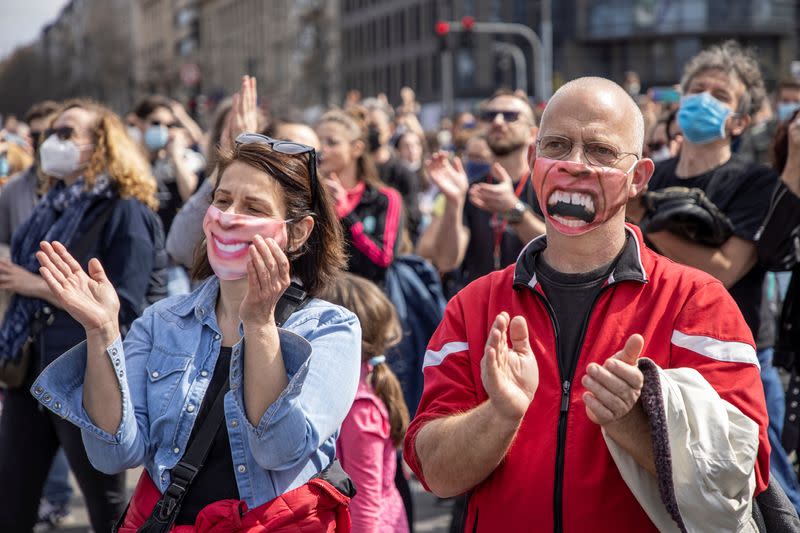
left=758, top=347, right=800, bottom=514
left=0, top=385, right=126, bottom=532
left=42, top=448, right=73, bottom=507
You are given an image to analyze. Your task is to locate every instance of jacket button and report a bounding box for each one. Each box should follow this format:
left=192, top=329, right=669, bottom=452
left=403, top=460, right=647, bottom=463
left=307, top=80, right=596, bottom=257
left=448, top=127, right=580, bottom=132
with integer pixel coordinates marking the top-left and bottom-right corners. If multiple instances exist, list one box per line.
left=230, top=419, right=238, bottom=428
left=34, top=386, right=43, bottom=395
left=54, top=402, right=61, bottom=409
left=114, top=358, right=120, bottom=367
left=43, top=394, right=51, bottom=402
left=237, top=464, right=246, bottom=473
left=200, top=370, right=208, bottom=377
left=187, top=404, right=195, bottom=413
left=111, top=348, right=118, bottom=355
left=151, top=371, right=160, bottom=378
left=173, top=447, right=180, bottom=454
left=214, top=334, right=221, bottom=340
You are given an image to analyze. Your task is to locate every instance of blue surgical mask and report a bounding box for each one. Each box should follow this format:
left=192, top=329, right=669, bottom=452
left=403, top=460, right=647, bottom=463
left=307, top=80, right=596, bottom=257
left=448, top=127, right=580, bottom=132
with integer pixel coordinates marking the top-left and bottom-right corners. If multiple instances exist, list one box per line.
left=777, top=102, right=800, bottom=123
left=464, top=160, right=492, bottom=180
left=0, top=156, right=9, bottom=176
left=144, top=125, right=169, bottom=151
left=677, top=92, right=732, bottom=145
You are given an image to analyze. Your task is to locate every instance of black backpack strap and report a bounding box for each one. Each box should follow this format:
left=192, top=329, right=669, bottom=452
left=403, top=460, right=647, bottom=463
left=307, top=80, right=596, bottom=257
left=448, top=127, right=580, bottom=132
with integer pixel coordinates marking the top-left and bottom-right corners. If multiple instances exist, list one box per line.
left=134, top=283, right=310, bottom=532
left=274, top=281, right=309, bottom=327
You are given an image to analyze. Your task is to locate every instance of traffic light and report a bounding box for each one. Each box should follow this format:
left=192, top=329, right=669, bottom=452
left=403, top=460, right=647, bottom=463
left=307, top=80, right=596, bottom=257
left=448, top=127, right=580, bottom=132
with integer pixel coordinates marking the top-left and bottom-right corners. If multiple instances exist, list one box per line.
left=435, top=20, right=450, bottom=51
left=460, top=16, right=475, bottom=49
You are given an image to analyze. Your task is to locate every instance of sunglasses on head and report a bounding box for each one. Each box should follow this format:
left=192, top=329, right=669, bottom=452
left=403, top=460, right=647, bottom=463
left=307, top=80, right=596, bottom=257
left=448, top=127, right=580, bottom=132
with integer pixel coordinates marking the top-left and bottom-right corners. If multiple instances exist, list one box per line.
left=235, top=132, right=318, bottom=207
left=478, top=109, right=522, bottom=123
left=44, top=127, right=75, bottom=141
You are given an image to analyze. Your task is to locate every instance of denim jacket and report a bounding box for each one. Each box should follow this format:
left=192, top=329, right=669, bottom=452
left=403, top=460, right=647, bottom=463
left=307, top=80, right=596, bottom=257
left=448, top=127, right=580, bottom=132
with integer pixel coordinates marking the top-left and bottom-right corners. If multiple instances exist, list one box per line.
left=31, top=276, right=362, bottom=509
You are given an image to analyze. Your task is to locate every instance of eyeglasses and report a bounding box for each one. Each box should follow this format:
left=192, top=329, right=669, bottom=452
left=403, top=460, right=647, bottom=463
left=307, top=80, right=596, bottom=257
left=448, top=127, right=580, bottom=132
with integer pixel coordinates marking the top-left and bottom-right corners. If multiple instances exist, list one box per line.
left=536, top=135, right=640, bottom=168
left=479, top=109, right=522, bottom=123
left=235, top=132, right=318, bottom=207
left=44, top=127, right=76, bottom=141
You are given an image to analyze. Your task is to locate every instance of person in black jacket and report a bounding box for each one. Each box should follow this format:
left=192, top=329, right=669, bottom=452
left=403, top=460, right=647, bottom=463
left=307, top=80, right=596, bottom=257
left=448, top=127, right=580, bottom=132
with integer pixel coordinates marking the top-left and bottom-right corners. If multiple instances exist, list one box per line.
left=757, top=107, right=800, bottom=494
left=316, top=109, right=405, bottom=285
left=0, top=99, right=165, bottom=532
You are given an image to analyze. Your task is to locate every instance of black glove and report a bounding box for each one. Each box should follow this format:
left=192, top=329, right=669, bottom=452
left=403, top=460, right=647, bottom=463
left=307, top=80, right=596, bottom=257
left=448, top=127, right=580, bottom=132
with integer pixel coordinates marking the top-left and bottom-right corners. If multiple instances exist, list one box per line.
left=639, top=187, right=734, bottom=247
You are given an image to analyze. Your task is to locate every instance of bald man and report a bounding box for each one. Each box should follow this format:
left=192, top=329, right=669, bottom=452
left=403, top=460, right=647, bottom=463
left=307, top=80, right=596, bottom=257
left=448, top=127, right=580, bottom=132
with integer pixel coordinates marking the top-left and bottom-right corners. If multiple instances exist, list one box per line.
left=404, top=78, right=769, bottom=532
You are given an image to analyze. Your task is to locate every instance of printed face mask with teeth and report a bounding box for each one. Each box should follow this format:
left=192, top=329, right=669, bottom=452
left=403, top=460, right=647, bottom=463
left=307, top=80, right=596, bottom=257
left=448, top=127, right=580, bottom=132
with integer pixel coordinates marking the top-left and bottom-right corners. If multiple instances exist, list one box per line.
left=532, top=157, right=633, bottom=236
left=203, top=205, right=289, bottom=281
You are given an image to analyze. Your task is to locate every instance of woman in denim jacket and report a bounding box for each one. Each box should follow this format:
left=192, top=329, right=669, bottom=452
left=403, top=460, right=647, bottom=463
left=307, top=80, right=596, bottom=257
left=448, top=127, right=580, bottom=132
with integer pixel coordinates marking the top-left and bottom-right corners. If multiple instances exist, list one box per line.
left=33, top=130, right=362, bottom=529
left=0, top=99, right=163, bottom=532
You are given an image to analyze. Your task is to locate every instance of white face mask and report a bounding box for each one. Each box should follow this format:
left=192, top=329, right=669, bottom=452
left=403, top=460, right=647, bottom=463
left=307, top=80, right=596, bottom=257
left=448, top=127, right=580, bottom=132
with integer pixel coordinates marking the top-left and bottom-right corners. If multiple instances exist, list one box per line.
left=39, top=135, right=87, bottom=179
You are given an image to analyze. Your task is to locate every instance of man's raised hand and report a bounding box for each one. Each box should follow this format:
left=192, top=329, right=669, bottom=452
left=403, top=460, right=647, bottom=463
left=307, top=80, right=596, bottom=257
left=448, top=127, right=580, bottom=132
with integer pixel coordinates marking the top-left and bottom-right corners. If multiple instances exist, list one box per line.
left=481, top=312, right=539, bottom=423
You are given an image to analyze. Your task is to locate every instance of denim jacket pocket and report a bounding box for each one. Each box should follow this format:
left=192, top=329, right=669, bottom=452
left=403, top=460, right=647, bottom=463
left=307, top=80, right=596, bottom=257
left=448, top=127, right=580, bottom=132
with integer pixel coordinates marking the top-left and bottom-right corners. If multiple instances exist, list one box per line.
left=146, top=352, right=193, bottom=417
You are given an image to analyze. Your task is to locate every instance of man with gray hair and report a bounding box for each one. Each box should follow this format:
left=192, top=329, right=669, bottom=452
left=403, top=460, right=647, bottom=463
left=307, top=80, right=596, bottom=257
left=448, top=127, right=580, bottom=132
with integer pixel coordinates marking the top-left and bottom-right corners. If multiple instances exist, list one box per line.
left=629, top=41, right=799, bottom=511
left=405, top=77, right=770, bottom=531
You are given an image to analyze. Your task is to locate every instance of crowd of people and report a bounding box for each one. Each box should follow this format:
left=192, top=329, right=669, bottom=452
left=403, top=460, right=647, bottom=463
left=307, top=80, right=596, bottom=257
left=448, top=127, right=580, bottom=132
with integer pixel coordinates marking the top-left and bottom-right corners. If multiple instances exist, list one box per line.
left=0, top=38, right=798, bottom=532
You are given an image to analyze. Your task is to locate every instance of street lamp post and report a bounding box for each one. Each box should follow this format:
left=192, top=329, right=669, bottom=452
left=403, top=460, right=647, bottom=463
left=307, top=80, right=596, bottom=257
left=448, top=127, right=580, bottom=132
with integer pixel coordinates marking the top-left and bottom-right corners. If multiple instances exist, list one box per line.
left=441, top=18, right=550, bottom=102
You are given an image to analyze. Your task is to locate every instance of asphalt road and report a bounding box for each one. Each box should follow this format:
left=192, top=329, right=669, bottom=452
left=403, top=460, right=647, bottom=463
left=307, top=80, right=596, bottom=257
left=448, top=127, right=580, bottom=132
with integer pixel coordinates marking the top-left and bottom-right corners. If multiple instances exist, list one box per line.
left=36, top=468, right=454, bottom=533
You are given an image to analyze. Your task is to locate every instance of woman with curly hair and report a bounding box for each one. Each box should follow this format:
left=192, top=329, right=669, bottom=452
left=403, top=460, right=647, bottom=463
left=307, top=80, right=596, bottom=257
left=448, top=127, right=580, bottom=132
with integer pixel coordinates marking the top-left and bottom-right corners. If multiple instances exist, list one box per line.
left=0, top=99, right=165, bottom=531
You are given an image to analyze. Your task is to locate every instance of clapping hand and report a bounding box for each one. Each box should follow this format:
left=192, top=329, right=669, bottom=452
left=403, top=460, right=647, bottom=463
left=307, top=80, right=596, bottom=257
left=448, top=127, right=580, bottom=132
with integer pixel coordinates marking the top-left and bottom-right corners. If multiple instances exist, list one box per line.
left=481, top=312, right=539, bottom=422
left=425, top=151, right=469, bottom=205
left=469, top=163, right=518, bottom=215
left=36, top=241, right=119, bottom=333
left=220, top=75, right=259, bottom=152
left=582, top=334, right=645, bottom=427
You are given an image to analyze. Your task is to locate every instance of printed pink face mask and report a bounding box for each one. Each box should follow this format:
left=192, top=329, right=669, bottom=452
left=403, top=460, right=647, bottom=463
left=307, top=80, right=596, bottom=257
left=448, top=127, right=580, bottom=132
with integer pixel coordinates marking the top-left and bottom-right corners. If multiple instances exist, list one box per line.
left=531, top=157, right=634, bottom=236
left=203, top=205, right=289, bottom=281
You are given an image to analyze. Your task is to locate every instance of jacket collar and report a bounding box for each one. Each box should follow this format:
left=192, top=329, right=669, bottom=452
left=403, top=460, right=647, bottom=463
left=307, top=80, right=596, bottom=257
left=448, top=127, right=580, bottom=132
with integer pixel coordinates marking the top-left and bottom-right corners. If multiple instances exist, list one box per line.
left=167, top=276, right=220, bottom=323
left=513, top=224, right=648, bottom=291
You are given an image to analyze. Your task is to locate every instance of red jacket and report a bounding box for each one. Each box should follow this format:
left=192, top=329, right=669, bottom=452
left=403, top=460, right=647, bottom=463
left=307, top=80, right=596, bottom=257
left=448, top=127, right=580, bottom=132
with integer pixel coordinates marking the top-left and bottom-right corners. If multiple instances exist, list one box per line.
left=404, top=225, right=769, bottom=532
left=118, top=470, right=351, bottom=533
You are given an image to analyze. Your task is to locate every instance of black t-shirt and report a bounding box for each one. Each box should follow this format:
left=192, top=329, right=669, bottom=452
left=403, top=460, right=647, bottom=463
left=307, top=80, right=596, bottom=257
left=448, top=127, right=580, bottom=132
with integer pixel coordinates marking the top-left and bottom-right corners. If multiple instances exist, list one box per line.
left=648, top=155, right=777, bottom=341
left=175, top=346, right=239, bottom=525
left=456, top=171, right=540, bottom=291
left=535, top=253, right=616, bottom=377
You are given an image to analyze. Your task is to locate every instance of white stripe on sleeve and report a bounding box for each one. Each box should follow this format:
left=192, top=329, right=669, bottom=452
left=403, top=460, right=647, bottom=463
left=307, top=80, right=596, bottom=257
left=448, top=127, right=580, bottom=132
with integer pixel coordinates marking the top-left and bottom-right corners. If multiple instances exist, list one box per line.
left=423, top=342, right=469, bottom=369
left=670, top=330, right=759, bottom=369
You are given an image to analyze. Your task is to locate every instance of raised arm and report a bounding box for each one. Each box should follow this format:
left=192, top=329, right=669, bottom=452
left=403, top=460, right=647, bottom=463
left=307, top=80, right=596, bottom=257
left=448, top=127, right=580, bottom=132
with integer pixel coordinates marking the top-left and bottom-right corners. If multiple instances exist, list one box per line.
left=415, top=152, right=470, bottom=272
left=36, top=241, right=123, bottom=434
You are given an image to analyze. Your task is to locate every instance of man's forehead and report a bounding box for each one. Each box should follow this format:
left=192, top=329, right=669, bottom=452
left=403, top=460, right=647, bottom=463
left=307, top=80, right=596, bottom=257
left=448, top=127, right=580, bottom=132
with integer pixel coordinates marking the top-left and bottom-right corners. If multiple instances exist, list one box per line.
left=689, top=69, right=746, bottom=97
left=488, top=95, right=532, bottom=117
left=542, top=92, right=630, bottom=139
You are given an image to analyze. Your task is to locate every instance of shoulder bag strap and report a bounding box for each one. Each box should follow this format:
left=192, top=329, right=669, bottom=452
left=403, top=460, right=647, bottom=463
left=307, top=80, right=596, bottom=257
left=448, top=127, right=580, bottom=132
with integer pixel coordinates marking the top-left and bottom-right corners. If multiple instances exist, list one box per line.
left=135, top=284, right=310, bottom=532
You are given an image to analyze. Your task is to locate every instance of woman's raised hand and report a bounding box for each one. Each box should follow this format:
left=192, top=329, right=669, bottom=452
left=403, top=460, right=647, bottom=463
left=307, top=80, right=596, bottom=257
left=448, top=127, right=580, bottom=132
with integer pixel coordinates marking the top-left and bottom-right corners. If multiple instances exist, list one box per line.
left=36, top=241, right=120, bottom=332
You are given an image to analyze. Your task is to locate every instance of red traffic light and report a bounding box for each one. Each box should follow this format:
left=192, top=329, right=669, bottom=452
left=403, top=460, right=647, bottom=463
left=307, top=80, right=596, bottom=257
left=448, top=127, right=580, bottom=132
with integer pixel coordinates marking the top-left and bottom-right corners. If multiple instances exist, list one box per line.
left=435, top=21, right=450, bottom=36
left=461, top=16, right=475, bottom=30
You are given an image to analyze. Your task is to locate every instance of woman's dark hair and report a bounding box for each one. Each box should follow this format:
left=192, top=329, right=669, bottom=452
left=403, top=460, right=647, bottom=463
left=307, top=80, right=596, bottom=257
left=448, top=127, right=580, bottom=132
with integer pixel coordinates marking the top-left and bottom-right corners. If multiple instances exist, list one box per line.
left=771, top=108, right=800, bottom=174
left=190, top=140, right=346, bottom=296
left=320, top=272, right=409, bottom=447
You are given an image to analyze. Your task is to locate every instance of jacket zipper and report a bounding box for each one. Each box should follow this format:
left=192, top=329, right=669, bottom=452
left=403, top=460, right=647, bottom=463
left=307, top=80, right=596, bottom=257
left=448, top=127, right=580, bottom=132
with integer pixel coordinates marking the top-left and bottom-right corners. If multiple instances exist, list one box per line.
left=534, top=285, right=612, bottom=533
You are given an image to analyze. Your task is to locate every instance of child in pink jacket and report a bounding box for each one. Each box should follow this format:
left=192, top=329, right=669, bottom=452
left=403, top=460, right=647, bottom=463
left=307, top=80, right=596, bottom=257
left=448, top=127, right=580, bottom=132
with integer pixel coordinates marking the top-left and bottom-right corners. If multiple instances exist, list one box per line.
left=324, top=273, right=410, bottom=533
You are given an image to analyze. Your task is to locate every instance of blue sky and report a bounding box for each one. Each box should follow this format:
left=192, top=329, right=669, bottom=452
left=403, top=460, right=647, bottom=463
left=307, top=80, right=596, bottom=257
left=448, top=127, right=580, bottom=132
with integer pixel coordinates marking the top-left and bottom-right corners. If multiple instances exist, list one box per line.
left=0, top=0, right=70, bottom=60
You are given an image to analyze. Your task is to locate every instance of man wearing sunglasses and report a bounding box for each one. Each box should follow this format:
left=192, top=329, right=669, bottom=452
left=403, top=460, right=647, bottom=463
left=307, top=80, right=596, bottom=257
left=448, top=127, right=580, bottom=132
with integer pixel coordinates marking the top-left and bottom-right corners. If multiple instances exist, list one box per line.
left=406, top=77, right=770, bottom=532
left=419, top=89, right=544, bottom=294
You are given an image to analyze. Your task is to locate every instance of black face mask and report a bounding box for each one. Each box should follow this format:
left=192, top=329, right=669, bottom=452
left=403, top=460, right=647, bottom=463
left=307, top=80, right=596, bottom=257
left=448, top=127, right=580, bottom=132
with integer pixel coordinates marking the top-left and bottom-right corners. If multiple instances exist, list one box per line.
left=367, top=125, right=382, bottom=152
